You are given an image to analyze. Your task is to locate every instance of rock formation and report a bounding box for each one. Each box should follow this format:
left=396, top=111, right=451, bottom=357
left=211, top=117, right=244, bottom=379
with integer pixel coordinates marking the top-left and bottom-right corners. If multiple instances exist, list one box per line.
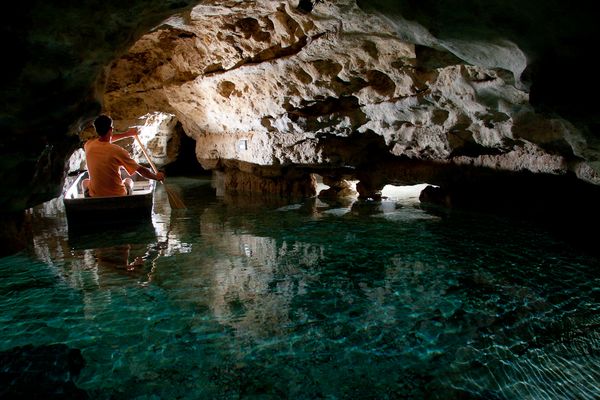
left=104, top=0, right=600, bottom=190
left=2, top=0, right=600, bottom=254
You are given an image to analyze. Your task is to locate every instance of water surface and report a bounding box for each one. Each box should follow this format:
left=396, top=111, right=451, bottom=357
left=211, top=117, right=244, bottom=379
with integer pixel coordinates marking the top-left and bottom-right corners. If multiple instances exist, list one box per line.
left=1, top=177, right=598, bottom=399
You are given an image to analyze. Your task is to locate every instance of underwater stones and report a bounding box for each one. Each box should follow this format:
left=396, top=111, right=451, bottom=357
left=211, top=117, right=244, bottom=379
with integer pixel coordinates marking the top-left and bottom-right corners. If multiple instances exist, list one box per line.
left=0, top=344, right=87, bottom=399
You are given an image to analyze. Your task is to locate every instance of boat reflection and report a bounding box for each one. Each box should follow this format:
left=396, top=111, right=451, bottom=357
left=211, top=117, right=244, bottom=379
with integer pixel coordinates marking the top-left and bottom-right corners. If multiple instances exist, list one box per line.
left=66, top=220, right=157, bottom=250
left=68, top=221, right=159, bottom=284
left=93, top=244, right=145, bottom=271
left=28, top=182, right=189, bottom=286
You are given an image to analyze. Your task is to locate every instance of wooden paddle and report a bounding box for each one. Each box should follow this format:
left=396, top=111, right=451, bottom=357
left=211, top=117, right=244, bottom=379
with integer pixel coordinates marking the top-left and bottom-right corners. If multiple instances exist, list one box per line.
left=134, top=134, right=186, bottom=209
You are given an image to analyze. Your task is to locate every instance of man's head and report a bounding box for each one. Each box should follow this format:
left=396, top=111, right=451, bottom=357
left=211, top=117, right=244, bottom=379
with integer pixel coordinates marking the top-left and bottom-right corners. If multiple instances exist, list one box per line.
left=93, top=114, right=113, bottom=137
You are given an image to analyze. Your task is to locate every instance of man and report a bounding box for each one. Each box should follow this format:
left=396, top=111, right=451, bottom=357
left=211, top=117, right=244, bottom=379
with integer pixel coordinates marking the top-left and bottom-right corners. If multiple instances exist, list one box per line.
left=82, top=114, right=165, bottom=197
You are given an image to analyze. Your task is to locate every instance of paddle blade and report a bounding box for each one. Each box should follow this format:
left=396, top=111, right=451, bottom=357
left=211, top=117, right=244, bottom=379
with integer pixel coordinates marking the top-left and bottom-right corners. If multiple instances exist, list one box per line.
left=165, top=185, right=186, bottom=209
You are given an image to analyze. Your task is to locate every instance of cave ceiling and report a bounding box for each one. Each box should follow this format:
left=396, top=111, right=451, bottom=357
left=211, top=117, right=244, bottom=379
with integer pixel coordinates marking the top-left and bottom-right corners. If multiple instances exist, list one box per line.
left=1, top=0, right=599, bottom=212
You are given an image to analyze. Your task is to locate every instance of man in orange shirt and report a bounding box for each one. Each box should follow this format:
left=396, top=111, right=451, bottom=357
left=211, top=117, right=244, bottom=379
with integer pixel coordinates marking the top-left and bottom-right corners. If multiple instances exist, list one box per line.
left=82, top=114, right=165, bottom=197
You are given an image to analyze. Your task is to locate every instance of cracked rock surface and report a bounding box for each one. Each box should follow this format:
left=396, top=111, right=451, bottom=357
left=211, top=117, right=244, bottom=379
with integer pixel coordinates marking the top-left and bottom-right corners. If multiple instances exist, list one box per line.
left=104, top=0, right=599, bottom=193
left=2, top=0, right=600, bottom=254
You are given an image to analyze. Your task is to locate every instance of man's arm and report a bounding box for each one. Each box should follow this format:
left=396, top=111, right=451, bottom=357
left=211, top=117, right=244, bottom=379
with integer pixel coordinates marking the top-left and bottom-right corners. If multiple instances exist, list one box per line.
left=136, top=165, right=165, bottom=182
left=111, top=127, right=139, bottom=142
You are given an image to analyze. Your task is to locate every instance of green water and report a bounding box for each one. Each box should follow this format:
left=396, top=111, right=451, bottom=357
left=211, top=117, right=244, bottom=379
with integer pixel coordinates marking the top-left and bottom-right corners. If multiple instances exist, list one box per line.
left=1, top=177, right=599, bottom=399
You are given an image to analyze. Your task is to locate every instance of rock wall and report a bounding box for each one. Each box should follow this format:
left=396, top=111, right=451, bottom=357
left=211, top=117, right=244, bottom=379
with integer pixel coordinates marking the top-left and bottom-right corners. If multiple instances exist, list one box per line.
left=103, top=0, right=599, bottom=197
left=1, top=0, right=199, bottom=214
left=2, top=0, right=600, bottom=254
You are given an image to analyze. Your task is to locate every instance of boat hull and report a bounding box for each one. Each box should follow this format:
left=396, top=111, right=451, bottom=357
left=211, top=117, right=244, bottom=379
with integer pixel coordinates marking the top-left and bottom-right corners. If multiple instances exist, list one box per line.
left=63, top=171, right=156, bottom=226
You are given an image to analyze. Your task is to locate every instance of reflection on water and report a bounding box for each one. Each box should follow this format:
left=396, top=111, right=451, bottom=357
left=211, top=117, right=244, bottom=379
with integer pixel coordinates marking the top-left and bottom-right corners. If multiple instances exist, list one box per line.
left=1, top=177, right=599, bottom=399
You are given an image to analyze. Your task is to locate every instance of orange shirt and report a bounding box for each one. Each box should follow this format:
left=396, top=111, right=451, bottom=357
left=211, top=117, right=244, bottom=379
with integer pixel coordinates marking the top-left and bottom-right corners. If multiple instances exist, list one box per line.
left=84, top=138, right=140, bottom=197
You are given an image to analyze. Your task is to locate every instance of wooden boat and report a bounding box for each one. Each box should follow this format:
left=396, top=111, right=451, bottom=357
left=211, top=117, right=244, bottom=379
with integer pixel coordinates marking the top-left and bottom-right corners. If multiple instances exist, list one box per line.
left=63, top=171, right=156, bottom=226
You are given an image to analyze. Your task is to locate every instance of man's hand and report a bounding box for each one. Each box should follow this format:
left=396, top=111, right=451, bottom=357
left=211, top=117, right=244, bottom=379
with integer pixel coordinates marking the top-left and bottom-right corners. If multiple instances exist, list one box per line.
left=135, top=165, right=165, bottom=182
left=125, top=127, right=139, bottom=137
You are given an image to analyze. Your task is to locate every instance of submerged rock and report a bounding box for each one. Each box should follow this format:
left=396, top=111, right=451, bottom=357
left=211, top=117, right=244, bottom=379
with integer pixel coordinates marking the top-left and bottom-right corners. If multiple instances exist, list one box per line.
left=0, top=343, right=87, bottom=399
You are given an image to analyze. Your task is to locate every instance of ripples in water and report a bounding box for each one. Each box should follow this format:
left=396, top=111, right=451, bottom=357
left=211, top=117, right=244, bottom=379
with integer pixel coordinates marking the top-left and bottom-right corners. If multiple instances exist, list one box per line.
left=0, top=177, right=598, bottom=399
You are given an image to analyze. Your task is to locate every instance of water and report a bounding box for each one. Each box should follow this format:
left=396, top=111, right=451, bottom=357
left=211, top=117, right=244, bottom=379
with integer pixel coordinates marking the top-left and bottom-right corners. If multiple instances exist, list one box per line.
left=1, top=177, right=599, bottom=399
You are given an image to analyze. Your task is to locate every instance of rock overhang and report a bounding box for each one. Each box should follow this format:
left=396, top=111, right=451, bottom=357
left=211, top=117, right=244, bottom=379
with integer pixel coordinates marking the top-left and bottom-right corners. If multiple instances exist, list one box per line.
left=1, top=0, right=599, bottom=213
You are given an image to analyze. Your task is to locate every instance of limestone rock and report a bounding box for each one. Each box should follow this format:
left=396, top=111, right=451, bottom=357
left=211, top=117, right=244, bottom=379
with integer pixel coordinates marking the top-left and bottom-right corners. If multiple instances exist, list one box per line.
left=102, top=0, right=600, bottom=193
left=3, top=0, right=600, bottom=255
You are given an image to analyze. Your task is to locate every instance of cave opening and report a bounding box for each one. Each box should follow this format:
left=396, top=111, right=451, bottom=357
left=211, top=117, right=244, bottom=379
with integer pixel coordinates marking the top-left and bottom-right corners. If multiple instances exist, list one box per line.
left=381, top=183, right=431, bottom=202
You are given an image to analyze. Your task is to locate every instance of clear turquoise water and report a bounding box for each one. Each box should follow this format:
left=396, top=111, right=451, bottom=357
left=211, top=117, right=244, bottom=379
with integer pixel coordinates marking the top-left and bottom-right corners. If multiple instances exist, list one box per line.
left=1, top=177, right=599, bottom=399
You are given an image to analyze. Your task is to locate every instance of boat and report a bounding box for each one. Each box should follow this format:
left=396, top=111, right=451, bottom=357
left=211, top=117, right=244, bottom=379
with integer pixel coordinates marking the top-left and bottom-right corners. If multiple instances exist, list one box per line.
left=63, top=171, right=156, bottom=226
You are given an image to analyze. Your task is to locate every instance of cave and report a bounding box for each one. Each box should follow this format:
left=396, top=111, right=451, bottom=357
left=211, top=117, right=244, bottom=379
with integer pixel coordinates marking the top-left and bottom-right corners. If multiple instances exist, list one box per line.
left=1, top=1, right=599, bottom=398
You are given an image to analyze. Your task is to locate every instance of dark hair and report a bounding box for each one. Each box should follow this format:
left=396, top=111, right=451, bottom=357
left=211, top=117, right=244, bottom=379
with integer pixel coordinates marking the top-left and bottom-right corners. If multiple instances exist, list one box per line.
left=93, top=114, right=113, bottom=136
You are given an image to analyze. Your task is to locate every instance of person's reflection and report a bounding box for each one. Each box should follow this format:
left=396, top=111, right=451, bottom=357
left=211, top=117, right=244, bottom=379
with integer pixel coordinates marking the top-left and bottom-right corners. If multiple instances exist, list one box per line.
left=94, top=244, right=145, bottom=272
